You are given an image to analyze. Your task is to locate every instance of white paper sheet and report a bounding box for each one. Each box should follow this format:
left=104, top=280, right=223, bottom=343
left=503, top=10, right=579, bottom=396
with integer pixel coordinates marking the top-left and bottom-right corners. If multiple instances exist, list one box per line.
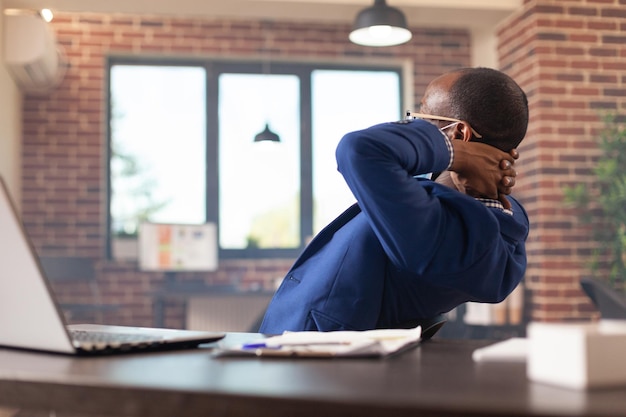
left=472, top=337, right=528, bottom=362
left=215, top=326, right=422, bottom=358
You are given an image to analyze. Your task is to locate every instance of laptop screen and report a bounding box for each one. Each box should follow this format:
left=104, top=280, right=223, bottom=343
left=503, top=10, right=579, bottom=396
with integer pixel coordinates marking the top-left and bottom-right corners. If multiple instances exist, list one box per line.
left=0, top=178, right=76, bottom=353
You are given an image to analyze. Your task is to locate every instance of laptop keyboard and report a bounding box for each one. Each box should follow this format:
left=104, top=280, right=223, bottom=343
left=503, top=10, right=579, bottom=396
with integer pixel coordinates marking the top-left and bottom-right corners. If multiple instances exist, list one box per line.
left=70, top=329, right=165, bottom=351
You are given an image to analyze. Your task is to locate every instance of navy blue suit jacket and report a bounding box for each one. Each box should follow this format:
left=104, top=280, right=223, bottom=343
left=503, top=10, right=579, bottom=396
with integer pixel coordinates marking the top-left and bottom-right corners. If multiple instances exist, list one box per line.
left=259, top=119, right=529, bottom=334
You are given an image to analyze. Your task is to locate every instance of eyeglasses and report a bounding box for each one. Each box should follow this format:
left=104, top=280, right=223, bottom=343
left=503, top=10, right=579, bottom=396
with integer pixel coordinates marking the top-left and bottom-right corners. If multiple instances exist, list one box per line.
left=405, top=111, right=483, bottom=139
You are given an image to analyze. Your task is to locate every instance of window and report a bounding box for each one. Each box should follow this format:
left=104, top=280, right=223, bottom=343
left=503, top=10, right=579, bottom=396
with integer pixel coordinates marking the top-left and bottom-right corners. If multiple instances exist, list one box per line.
left=109, top=64, right=207, bottom=237
left=108, top=59, right=403, bottom=259
left=311, top=69, right=402, bottom=233
left=218, top=73, right=301, bottom=249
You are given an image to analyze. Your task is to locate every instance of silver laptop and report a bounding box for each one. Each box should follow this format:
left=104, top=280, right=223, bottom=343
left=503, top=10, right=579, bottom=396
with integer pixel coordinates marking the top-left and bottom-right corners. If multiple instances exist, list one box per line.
left=0, top=177, right=225, bottom=355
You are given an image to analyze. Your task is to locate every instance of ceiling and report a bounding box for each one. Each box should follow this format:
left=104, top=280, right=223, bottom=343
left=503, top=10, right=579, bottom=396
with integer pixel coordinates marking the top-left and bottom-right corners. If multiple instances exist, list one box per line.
left=3, top=0, right=522, bottom=29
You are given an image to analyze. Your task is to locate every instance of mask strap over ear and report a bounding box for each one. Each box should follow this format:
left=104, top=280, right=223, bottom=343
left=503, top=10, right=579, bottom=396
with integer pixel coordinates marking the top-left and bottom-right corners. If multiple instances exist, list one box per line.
left=441, top=121, right=475, bottom=142
left=458, top=122, right=473, bottom=142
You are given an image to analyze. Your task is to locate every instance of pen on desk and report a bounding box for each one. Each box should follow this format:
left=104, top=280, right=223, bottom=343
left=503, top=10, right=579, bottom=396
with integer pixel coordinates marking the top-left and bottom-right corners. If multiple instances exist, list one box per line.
left=241, top=342, right=292, bottom=350
left=241, top=342, right=272, bottom=349
left=241, top=340, right=353, bottom=350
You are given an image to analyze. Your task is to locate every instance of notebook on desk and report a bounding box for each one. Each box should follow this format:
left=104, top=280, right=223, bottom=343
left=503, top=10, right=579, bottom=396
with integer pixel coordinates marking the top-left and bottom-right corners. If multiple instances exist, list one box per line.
left=0, top=177, right=225, bottom=355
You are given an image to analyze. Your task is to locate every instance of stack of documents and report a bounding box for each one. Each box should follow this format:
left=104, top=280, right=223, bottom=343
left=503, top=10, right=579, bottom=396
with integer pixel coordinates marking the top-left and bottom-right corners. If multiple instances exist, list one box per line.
left=216, top=326, right=422, bottom=358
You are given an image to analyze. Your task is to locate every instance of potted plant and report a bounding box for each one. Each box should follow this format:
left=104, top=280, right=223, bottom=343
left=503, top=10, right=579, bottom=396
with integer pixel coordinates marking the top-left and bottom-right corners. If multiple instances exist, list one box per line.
left=563, top=115, right=626, bottom=317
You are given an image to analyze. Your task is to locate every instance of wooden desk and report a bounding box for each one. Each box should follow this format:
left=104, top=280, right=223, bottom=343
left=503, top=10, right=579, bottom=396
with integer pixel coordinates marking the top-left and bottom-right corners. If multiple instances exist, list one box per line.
left=0, top=334, right=625, bottom=417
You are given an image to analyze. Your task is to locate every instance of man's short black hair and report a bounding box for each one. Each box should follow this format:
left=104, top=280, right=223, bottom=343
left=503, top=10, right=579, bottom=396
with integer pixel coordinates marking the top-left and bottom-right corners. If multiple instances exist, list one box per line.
left=448, top=67, right=529, bottom=152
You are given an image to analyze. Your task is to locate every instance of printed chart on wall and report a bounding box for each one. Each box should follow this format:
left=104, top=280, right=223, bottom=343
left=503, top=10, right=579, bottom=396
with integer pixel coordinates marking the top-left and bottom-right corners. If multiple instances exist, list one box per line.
left=138, top=223, right=218, bottom=271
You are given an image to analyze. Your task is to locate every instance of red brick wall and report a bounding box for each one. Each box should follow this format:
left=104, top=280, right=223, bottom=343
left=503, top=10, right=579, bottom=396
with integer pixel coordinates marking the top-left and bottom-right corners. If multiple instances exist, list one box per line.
left=21, top=13, right=471, bottom=328
left=499, top=0, right=626, bottom=322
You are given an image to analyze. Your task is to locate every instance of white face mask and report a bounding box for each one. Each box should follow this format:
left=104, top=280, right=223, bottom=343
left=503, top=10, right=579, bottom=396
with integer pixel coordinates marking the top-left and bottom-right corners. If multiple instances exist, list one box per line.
left=440, top=121, right=460, bottom=133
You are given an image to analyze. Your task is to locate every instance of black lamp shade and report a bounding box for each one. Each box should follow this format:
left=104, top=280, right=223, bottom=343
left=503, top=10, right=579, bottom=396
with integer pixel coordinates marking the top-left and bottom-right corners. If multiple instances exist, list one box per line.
left=349, top=0, right=412, bottom=47
left=254, top=123, right=281, bottom=142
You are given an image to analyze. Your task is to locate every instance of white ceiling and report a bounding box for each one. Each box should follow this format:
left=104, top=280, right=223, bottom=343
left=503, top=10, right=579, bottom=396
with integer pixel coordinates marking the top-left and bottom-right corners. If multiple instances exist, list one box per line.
left=3, top=0, right=522, bottom=29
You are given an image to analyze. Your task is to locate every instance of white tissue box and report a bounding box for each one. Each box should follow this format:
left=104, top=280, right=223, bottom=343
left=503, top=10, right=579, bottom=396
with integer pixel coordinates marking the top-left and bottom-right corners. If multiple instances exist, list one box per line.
left=527, top=321, right=626, bottom=390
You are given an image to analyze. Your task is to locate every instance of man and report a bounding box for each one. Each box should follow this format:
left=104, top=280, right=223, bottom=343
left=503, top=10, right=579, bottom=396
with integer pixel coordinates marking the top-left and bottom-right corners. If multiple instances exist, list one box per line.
left=259, top=67, right=529, bottom=337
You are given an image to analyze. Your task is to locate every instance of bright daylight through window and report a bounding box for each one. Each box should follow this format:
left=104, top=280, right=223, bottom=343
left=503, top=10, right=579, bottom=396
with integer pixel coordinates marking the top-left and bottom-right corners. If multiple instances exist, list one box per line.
left=109, top=65, right=207, bottom=238
left=108, top=61, right=402, bottom=259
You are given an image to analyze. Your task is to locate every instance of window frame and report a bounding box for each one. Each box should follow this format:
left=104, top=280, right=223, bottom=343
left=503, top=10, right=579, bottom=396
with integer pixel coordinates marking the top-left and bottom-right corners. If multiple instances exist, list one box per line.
left=106, top=56, right=404, bottom=260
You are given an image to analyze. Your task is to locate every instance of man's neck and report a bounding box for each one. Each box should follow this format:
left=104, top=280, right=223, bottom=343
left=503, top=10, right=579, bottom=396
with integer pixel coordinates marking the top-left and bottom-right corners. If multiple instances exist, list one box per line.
left=434, top=171, right=462, bottom=193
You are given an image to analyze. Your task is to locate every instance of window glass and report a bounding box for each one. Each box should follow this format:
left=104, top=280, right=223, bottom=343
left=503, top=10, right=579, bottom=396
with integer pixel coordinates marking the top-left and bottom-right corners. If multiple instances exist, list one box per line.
left=109, top=65, right=207, bottom=237
left=108, top=61, right=403, bottom=259
left=218, top=74, right=301, bottom=249
left=311, top=70, right=401, bottom=233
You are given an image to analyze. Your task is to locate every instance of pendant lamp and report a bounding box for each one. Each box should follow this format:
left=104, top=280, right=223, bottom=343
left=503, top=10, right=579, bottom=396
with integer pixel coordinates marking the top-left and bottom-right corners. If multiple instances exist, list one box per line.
left=349, top=0, right=412, bottom=47
left=253, top=24, right=281, bottom=143
left=254, top=123, right=280, bottom=142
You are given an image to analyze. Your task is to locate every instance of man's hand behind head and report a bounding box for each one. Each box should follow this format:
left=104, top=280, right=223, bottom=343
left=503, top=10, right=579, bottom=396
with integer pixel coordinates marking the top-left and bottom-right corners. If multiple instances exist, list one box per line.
left=449, top=140, right=518, bottom=205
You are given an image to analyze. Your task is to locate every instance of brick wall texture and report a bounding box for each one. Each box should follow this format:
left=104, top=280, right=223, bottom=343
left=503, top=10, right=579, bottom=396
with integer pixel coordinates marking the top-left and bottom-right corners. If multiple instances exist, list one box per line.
left=20, top=0, right=624, bottom=329
left=21, top=12, right=470, bottom=328
left=499, top=0, right=626, bottom=322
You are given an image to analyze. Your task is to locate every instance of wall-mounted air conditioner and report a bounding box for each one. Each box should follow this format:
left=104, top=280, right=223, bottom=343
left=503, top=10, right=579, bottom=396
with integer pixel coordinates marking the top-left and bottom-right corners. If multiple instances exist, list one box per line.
left=3, top=13, right=67, bottom=93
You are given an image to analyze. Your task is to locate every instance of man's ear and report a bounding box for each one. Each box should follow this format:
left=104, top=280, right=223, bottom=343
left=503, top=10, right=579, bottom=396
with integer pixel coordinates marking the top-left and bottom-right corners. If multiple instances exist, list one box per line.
left=456, top=122, right=473, bottom=142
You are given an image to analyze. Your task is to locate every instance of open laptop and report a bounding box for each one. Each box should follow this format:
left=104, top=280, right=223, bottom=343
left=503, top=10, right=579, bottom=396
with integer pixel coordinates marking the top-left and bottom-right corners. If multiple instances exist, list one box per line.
left=0, top=176, right=225, bottom=355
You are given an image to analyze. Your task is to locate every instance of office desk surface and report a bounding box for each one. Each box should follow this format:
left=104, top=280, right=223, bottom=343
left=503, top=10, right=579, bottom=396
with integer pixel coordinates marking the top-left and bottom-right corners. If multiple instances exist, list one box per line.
left=0, top=333, right=625, bottom=417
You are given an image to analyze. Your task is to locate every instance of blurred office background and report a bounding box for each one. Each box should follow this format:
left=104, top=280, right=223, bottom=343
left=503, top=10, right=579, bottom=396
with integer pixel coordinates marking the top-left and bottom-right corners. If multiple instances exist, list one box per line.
left=1, top=0, right=622, bottom=337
